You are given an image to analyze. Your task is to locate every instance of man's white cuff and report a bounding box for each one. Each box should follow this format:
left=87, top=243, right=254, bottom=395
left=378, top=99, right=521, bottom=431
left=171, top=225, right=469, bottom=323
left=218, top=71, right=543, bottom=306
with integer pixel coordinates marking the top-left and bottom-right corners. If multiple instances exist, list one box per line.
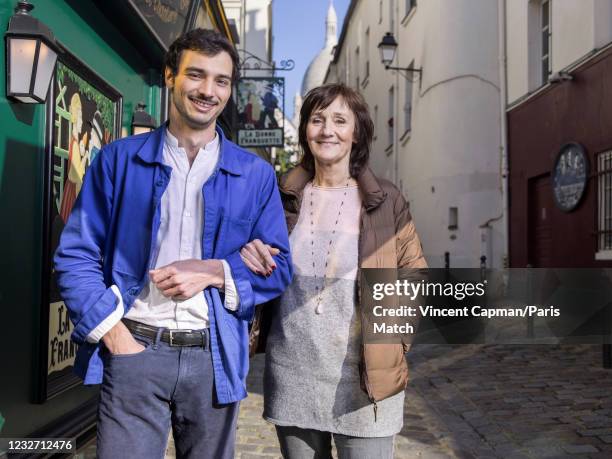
left=221, top=260, right=240, bottom=311
left=85, top=285, right=125, bottom=343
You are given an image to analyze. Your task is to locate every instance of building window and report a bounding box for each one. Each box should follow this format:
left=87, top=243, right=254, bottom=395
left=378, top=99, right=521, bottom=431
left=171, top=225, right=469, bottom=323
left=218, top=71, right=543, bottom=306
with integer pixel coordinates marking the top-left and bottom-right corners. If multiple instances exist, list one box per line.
left=541, top=0, right=551, bottom=84
left=355, top=46, right=360, bottom=89
left=403, top=61, right=414, bottom=134
left=345, top=49, right=350, bottom=85
left=528, top=0, right=552, bottom=89
left=449, top=207, right=458, bottom=230
left=373, top=105, right=378, bottom=141
left=388, top=86, right=394, bottom=148
left=364, top=28, right=370, bottom=82
left=405, top=0, right=417, bottom=16
left=597, top=151, right=612, bottom=257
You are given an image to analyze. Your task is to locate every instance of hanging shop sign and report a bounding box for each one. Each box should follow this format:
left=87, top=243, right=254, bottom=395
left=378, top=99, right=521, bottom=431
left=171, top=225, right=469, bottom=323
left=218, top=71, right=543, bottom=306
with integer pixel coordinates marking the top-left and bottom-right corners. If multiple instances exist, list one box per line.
left=552, top=142, right=589, bottom=212
left=236, top=77, right=285, bottom=148
left=127, top=0, right=200, bottom=51
left=38, top=50, right=122, bottom=402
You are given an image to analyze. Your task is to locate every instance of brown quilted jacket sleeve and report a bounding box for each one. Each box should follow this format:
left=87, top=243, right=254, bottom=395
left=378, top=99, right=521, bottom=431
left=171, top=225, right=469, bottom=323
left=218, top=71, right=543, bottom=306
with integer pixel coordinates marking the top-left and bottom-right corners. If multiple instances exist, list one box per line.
left=392, top=189, right=428, bottom=350
left=392, top=189, right=428, bottom=270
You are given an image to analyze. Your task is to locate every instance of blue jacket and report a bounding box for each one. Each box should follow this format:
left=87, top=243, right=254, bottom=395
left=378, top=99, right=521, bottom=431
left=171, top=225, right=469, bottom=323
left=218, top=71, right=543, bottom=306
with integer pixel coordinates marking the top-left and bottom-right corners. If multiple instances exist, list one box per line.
left=54, top=125, right=292, bottom=404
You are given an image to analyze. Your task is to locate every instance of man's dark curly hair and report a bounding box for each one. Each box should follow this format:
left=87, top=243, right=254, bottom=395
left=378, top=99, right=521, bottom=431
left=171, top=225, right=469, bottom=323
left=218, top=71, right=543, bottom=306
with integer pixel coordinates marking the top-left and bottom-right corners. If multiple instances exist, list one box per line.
left=164, top=28, right=240, bottom=83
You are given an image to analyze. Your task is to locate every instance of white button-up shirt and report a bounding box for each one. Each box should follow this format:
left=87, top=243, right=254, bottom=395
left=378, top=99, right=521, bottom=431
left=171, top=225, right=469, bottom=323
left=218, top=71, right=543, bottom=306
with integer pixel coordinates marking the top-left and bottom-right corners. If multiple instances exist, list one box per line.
left=87, top=129, right=239, bottom=342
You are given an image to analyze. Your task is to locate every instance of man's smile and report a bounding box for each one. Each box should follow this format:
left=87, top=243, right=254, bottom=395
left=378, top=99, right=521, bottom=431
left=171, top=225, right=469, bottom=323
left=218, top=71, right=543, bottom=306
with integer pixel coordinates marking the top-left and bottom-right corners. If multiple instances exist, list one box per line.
left=189, top=96, right=217, bottom=112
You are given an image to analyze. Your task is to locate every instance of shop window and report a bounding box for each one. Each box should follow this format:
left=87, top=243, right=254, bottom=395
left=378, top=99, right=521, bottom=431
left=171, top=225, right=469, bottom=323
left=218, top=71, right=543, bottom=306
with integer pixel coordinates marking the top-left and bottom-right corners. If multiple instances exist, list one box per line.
left=596, top=151, right=612, bottom=259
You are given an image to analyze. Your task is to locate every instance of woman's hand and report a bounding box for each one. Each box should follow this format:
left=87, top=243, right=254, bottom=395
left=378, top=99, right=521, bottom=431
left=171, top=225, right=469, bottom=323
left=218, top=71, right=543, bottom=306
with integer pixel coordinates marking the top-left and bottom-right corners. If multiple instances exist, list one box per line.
left=240, top=239, right=280, bottom=276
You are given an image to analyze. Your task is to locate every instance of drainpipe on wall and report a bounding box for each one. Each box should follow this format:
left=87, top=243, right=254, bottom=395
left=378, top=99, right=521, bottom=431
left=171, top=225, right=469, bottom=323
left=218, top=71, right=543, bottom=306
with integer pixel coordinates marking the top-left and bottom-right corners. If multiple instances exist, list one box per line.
left=393, top=0, right=400, bottom=186
left=242, top=0, right=247, bottom=54
left=498, top=0, right=509, bottom=268
left=479, top=0, right=508, bottom=269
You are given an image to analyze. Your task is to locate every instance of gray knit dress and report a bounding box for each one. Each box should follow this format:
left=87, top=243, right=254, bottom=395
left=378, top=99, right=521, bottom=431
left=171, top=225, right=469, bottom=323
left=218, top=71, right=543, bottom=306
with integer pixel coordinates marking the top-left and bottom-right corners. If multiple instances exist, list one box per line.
left=263, top=183, right=404, bottom=437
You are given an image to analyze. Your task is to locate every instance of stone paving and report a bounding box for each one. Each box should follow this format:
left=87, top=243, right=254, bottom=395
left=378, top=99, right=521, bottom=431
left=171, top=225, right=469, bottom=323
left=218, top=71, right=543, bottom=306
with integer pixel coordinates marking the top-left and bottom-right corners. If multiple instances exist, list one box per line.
left=76, top=344, right=612, bottom=458
left=235, top=344, right=612, bottom=459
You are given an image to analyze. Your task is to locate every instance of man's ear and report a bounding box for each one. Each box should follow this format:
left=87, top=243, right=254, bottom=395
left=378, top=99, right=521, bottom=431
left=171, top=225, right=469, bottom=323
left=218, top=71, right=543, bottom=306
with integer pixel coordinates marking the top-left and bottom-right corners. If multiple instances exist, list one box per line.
left=164, top=67, right=175, bottom=89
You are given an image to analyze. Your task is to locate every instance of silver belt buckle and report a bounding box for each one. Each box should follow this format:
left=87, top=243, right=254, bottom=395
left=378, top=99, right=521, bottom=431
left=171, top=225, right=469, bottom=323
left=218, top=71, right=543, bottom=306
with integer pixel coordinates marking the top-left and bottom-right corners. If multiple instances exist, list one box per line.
left=168, top=329, right=192, bottom=346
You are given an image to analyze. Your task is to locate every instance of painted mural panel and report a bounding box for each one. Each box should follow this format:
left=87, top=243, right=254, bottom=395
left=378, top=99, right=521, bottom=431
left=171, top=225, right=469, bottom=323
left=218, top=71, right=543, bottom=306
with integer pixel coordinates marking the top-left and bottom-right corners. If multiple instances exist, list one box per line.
left=41, top=54, right=121, bottom=401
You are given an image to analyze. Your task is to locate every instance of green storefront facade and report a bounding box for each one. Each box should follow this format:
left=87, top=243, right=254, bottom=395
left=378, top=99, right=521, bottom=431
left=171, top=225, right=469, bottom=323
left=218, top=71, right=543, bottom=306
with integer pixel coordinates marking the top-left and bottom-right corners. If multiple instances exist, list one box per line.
left=0, top=0, right=234, bottom=449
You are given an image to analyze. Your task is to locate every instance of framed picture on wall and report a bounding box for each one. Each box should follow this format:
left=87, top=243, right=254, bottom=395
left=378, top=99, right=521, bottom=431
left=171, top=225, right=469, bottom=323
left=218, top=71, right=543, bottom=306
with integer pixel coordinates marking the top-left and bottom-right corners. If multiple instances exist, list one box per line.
left=37, top=48, right=122, bottom=402
left=236, top=77, right=285, bottom=148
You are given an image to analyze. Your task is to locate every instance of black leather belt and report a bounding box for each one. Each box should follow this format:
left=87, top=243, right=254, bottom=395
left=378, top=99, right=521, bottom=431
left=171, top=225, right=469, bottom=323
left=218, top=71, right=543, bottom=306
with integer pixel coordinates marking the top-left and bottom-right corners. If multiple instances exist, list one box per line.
left=122, top=318, right=208, bottom=348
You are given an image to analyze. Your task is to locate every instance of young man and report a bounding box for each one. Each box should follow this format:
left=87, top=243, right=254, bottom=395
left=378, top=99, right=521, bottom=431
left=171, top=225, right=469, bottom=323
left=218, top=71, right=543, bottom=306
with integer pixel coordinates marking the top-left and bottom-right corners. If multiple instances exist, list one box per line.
left=54, top=29, right=292, bottom=459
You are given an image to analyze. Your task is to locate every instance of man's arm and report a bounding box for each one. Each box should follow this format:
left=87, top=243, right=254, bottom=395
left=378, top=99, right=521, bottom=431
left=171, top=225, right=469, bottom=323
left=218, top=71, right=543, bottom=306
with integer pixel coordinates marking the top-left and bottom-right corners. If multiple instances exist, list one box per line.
left=148, top=258, right=241, bottom=311
left=149, top=258, right=225, bottom=298
left=146, top=163, right=291, bottom=320
left=54, top=147, right=130, bottom=347
left=224, top=164, right=293, bottom=321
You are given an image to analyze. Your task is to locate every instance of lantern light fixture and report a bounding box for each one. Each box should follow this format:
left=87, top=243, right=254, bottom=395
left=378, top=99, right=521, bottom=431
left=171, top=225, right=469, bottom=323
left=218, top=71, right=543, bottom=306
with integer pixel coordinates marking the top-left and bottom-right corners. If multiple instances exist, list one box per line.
left=131, top=102, right=157, bottom=135
left=377, top=32, right=423, bottom=80
left=378, top=32, right=398, bottom=68
left=5, top=1, right=59, bottom=103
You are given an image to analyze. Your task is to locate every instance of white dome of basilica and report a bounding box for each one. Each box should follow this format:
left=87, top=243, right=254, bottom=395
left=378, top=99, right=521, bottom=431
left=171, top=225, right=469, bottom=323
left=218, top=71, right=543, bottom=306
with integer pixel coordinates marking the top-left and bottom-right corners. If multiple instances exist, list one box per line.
left=300, top=1, right=337, bottom=97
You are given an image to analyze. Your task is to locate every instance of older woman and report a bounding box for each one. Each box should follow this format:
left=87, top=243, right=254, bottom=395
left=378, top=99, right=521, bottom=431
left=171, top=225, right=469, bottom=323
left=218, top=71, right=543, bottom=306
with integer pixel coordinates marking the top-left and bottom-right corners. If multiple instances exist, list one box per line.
left=241, top=84, right=427, bottom=458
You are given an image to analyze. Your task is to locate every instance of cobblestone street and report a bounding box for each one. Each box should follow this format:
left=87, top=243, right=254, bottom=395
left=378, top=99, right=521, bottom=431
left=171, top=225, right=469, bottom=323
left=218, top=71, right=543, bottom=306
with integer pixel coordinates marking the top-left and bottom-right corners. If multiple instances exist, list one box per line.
left=234, top=344, right=612, bottom=459
left=78, top=344, right=612, bottom=458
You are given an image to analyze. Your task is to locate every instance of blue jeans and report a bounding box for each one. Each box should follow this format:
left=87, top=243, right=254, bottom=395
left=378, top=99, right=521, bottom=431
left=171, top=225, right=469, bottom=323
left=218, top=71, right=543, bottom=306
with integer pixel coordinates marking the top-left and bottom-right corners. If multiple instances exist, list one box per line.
left=275, top=426, right=395, bottom=459
left=96, top=329, right=239, bottom=459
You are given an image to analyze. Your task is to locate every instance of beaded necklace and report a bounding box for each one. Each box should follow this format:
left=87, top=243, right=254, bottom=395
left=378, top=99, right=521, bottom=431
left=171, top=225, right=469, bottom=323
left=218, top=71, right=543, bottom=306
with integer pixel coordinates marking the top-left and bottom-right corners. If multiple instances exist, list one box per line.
left=308, top=179, right=351, bottom=314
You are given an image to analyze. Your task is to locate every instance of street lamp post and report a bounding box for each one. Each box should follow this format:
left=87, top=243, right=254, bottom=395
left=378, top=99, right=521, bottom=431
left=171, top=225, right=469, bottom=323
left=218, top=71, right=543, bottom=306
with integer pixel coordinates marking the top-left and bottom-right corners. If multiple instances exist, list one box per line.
left=4, top=0, right=59, bottom=103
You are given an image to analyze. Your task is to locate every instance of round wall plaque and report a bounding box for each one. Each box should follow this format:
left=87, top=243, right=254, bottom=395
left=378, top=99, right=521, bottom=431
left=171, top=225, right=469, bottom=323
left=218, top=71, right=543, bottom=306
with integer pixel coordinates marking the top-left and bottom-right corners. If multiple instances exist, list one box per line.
left=552, top=142, right=589, bottom=212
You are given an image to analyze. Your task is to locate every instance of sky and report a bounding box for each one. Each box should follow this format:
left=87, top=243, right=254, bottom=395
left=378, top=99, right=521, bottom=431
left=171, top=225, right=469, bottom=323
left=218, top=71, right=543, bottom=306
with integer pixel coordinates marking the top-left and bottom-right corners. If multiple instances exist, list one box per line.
left=272, top=0, right=351, bottom=121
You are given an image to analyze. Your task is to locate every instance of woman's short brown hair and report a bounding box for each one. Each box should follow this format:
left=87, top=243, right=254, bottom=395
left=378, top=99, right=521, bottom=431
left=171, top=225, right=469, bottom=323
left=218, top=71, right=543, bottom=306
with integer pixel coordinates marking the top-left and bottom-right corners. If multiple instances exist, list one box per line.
left=298, top=84, right=374, bottom=178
